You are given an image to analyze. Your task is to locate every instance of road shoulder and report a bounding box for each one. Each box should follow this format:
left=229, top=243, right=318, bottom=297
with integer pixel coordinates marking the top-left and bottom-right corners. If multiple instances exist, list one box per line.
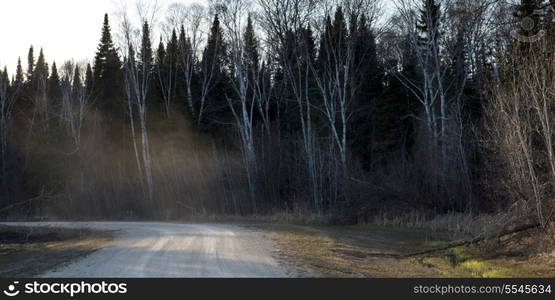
left=0, top=225, right=114, bottom=277
left=257, top=224, right=555, bottom=278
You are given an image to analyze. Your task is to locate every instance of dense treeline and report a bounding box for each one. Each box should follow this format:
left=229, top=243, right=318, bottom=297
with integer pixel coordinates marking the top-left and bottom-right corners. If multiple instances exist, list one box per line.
left=0, top=0, right=553, bottom=230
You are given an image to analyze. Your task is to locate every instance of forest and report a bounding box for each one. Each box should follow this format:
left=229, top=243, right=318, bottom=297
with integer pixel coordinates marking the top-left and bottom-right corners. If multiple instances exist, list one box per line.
left=0, top=0, right=553, bottom=238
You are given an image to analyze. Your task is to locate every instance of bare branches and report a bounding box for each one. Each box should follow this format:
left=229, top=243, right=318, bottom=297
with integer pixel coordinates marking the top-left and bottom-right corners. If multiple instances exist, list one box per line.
left=485, top=42, right=555, bottom=226
left=118, top=4, right=155, bottom=202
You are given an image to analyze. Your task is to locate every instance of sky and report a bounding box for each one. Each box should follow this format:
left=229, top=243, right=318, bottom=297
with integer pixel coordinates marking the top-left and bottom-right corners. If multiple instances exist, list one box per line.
left=0, top=0, right=201, bottom=76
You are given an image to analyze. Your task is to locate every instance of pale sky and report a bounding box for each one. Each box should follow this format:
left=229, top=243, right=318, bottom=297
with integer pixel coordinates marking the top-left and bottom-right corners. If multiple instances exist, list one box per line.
left=0, top=0, right=202, bottom=75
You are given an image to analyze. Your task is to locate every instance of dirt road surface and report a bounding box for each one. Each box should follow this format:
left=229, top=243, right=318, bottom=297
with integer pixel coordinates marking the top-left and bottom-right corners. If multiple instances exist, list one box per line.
left=0, top=222, right=287, bottom=278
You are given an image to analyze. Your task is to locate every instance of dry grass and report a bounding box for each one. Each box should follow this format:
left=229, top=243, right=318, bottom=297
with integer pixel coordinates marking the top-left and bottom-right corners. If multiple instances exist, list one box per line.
left=259, top=224, right=555, bottom=278
left=367, top=211, right=493, bottom=237
left=0, top=225, right=114, bottom=277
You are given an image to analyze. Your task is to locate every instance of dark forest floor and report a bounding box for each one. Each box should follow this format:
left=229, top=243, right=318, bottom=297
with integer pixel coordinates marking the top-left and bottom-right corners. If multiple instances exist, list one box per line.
left=0, top=225, right=114, bottom=277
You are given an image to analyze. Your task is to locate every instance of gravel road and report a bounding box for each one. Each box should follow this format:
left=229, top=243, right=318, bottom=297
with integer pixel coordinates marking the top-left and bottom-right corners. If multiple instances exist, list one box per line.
left=0, top=222, right=287, bottom=278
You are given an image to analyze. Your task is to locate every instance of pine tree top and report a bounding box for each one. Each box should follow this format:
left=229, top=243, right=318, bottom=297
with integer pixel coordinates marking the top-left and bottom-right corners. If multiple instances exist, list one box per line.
left=35, top=48, right=49, bottom=80
left=73, top=65, right=82, bottom=88
left=50, top=62, right=59, bottom=81
left=26, top=46, right=35, bottom=80
left=93, top=13, right=121, bottom=81
left=15, top=57, right=24, bottom=85
left=139, top=21, right=154, bottom=72
left=156, top=39, right=166, bottom=66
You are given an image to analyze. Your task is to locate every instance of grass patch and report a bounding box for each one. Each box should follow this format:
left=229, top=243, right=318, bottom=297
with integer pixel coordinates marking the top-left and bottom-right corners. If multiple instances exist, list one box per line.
left=259, top=224, right=555, bottom=278
left=431, top=245, right=555, bottom=278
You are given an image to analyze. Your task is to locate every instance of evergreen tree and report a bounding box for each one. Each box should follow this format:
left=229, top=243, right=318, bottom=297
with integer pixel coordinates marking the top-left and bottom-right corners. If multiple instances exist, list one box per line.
left=177, top=25, right=194, bottom=103
left=350, top=14, right=384, bottom=166
left=139, top=22, right=154, bottom=78
left=302, top=26, right=316, bottom=62
left=199, top=14, right=229, bottom=126
left=375, top=33, right=419, bottom=156
left=167, top=29, right=179, bottom=67
left=156, top=40, right=167, bottom=70
left=177, top=25, right=188, bottom=63
left=167, top=29, right=179, bottom=99
left=177, top=25, right=189, bottom=60
left=332, top=6, right=348, bottom=53
left=318, top=16, right=333, bottom=69
left=26, top=46, right=35, bottom=83
left=277, top=26, right=317, bottom=137
left=243, top=15, right=260, bottom=73
left=34, top=48, right=49, bottom=90
left=85, top=63, right=94, bottom=96
left=202, top=15, right=227, bottom=75
left=93, top=14, right=122, bottom=108
left=1, top=67, right=8, bottom=90
left=156, top=34, right=181, bottom=115
left=14, top=58, right=24, bottom=87
left=354, top=15, right=382, bottom=99
left=47, top=62, right=61, bottom=100
left=417, top=0, right=441, bottom=46
left=72, top=65, right=82, bottom=98
left=155, top=39, right=168, bottom=109
left=242, top=15, right=261, bottom=124
left=318, top=7, right=348, bottom=75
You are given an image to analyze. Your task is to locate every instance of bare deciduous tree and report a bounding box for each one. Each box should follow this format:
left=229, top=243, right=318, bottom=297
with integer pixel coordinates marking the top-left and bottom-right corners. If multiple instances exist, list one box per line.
left=486, top=42, right=555, bottom=227
left=118, top=5, right=155, bottom=202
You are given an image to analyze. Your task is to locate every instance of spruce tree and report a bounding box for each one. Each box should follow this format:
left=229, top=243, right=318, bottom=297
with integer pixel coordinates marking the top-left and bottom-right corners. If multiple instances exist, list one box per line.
left=48, top=62, right=61, bottom=100
left=202, top=15, right=227, bottom=73
left=353, top=15, right=381, bottom=99
left=72, top=66, right=82, bottom=98
left=243, top=15, right=261, bottom=122
left=26, top=46, right=35, bottom=84
left=139, top=22, right=154, bottom=79
left=167, top=29, right=179, bottom=97
left=167, top=29, right=179, bottom=67
left=178, top=25, right=188, bottom=66
left=155, top=38, right=176, bottom=114
left=350, top=14, right=384, bottom=164
left=178, top=25, right=189, bottom=59
left=373, top=33, right=419, bottom=158
left=156, top=40, right=166, bottom=70
left=34, top=48, right=49, bottom=89
left=1, top=67, right=8, bottom=90
left=417, top=0, right=441, bottom=46
left=302, top=26, right=316, bottom=62
left=14, top=58, right=24, bottom=87
left=200, top=14, right=229, bottom=126
left=156, top=39, right=167, bottom=85
left=331, top=7, right=348, bottom=54
left=85, top=63, right=94, bottom=96
left=93, top=14, right=122, bottom=108
left=177, top=25, right=196, bottom=110
left=318, top=7, right=348, bottom=68
left=318, top=16, right=333, bottom=69
left=243, top=15, right=260, bottom=73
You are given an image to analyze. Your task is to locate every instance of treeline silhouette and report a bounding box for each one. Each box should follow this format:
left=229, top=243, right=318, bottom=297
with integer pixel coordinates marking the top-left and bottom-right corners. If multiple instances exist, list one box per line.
left=0, top=0, right=552, bottom=231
